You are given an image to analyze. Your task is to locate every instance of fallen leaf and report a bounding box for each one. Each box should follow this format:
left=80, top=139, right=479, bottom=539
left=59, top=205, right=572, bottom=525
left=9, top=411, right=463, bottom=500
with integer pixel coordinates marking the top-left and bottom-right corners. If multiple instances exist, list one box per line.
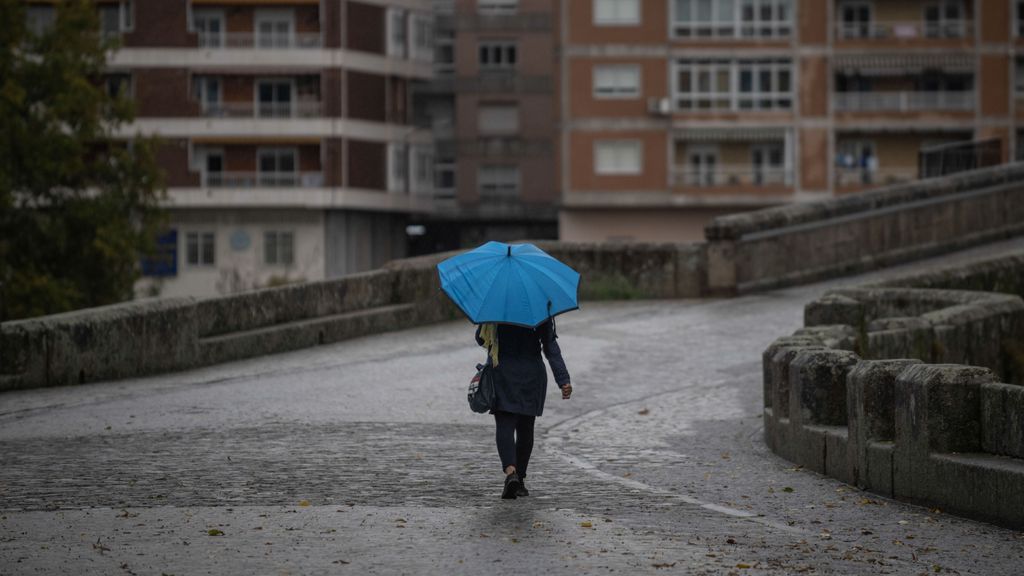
left=737, top=563, right=752, bottom=569
left=782, top=487, right=794, bottom=493
left=651, top=562, right=676, bottom=568
left=332, top=560, right=350, bottom=565
left=579, top=521, right=593, bottom=528
left=207, top=529, right=224, bottom=536
left=298, top=500, right=311, bottom=507
left=638, top=408, right=650, bottom=416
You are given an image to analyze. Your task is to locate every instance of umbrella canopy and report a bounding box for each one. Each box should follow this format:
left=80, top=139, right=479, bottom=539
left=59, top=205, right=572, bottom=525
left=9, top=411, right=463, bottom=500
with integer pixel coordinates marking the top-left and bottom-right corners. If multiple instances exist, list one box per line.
left=437, top=241, right=580, bottom=327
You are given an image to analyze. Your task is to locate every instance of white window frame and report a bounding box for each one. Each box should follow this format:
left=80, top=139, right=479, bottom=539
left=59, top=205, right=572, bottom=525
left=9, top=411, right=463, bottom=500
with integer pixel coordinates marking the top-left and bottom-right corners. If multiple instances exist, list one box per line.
left=478, top=41, right=517, bottom=70
left=191, top=8, right=225, bottom=48
left=837, top=0, right=873, bottom=39
left=673, top=59, right=734, bottom=111
left=193, top=146, right=224, bottom=187
left=192, top=76, right=222, bottom=115
left=99, top=1, right=134, bottom=36
left=411, top=145, right=435, bottom=195
left=736, top=59, right=793, bottom=111
left=923, top=0, right=965, bottom=38
left=410, top=12, right=433, bottom=62
left=387, top=8, right=408, bottom=58
left=750, top=142, right=786, bottom=185
left=185, top=231, right=216, bottom=267
left=389, top=143, right=408, bottom=193
left=738, top=0, right=792, bottom=38
left=478, top=0, right=518, bottom=15
left=263, top=230, right=295, bottom=266
left=255, top=78, right=295, bottom=118
left=685, top=144, right=719, bottom=187
left=672, top=0, right=738, bottom=38
left=593, top=0, right=640, bottom=26
left=257, top=147, right=298, bottom=186
left=594, top=140, right=643, bottom=175
left=593, top=64, right=642, bottom=99
left=478, top=165, right=520, bottom=198
left=255, top=8, right=295, bottom=49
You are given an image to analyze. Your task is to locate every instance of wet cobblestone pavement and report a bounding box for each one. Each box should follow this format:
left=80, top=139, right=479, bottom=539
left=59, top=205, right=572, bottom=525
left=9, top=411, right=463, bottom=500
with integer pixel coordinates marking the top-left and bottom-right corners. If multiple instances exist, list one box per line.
left=2, top=240, right=1024, bottom=575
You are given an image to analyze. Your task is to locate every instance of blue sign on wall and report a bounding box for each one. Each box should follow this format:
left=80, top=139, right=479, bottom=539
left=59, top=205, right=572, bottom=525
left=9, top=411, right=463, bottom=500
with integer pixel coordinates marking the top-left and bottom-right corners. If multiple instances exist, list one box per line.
left=141, top=229, right=178, bottom=277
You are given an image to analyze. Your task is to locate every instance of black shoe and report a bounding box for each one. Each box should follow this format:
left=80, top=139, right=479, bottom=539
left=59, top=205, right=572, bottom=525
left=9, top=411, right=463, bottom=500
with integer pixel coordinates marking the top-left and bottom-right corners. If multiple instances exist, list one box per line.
left=516, top=479, right=529, bottom=497
left=502, top=472, right=521, bottom=500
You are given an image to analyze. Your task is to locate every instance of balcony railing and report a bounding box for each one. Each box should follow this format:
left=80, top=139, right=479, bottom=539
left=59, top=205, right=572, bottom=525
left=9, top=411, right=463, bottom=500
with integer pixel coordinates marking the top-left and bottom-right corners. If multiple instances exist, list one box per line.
left=836, top=20, right=971, bottom=40
left=197, top=32, right=322, bottom=49
left=672, top=165, right=793, bottom=188
left=835, top=167, right=917, bottom=187
left=833, top=91, right=974, bottom=112
left=204, top=171, right=324, bottom=188
left=200, top=101, right=323, bottom=118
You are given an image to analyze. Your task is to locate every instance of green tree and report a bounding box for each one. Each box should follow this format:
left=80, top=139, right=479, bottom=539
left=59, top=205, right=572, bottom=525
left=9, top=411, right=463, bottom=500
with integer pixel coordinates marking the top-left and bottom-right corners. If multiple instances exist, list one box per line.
left=0, top=0, right=165, bottom=320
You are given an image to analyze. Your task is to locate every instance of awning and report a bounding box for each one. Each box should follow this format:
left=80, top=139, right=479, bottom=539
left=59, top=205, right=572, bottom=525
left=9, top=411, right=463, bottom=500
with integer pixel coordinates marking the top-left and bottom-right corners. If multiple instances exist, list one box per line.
left=832, top=53, right=974, bottom=75
left=674, top=127, right=788, bottom=142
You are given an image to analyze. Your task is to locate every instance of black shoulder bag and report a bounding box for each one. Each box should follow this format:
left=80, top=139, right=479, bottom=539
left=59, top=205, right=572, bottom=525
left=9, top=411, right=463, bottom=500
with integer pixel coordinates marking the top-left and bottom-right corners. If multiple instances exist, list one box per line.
left=468, top=359, right=496, bottom=414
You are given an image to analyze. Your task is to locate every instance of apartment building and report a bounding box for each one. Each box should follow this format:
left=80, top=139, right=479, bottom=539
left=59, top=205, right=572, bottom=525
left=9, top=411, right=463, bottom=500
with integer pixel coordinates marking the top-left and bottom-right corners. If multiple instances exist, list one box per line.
left=409, top=0, right=559, bottom=254
left=26, top=0, right=437, bottom=297
left=560, top=0, right=1019, bottom=242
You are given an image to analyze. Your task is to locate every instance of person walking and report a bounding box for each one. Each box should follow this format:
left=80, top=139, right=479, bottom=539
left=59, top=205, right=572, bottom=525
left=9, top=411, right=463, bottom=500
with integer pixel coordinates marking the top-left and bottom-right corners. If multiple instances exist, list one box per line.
left=476, top=321, right=572, bottom=499
left=436, top=241, right=580, bottom=499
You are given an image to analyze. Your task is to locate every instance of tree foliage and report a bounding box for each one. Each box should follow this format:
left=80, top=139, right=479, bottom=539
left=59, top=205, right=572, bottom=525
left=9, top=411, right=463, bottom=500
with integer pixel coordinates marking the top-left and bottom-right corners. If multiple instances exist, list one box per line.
left=0, top=0, right=165, bottom=320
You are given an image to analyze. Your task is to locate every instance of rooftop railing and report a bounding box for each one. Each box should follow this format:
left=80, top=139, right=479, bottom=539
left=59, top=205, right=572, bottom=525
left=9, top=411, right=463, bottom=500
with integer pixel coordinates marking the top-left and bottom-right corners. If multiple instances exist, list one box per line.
left=833, top=91, right=974, bottom=112
left=835, top=20, right=971, bottom=40
left=197, top=32, right=322, bottom=49
left=672, top=165, right=793, bottom=188
left=199, top=101, right=323, bottom=118
left=203, top=171, right=324, bottom=188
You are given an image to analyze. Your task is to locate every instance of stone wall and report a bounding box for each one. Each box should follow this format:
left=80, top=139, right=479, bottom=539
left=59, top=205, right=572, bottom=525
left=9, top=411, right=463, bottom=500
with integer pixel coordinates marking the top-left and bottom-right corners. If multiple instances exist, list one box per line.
left=763, top=253, right=1024, bottom=527
left=706, top=163, right=1024, bottom=294
left=0, top=242, right=704, bottom=392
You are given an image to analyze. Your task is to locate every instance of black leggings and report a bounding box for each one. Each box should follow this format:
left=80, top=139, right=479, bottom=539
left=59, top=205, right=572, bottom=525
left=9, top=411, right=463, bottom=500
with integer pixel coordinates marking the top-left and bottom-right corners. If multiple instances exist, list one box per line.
left=494, top=411, right=536, bottom=477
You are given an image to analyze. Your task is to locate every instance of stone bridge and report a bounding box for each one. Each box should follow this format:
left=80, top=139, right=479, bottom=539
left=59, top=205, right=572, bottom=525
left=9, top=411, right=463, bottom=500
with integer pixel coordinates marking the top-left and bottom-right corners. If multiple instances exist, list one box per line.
left=2, top=165, right=1024, bottom=574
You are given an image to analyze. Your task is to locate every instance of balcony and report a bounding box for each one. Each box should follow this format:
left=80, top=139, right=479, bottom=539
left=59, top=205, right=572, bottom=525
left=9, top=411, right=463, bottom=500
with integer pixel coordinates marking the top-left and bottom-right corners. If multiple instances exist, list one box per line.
left=204, top=171, right=324, bottom=188
left=671, top=165, right=793, bottom=188
left=833, top=91, right=974, bottom=112
left=835, top=20, right=972, bottom=40
left=197, top=32, right=322, bottom=50
left=835, top=167, right=917, bottom=188
left=199, top=101, right=323, bottom=118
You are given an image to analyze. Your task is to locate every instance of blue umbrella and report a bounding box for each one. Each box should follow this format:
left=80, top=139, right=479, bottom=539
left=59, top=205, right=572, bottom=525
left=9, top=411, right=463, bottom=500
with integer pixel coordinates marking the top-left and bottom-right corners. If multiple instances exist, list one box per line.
left=437, top=241, right=580, bottom=327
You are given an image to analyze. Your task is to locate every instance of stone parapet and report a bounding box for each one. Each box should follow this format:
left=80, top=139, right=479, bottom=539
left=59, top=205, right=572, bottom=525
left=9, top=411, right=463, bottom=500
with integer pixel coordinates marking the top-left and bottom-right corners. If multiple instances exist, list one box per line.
left=764, top=251, right=1024, bottom=528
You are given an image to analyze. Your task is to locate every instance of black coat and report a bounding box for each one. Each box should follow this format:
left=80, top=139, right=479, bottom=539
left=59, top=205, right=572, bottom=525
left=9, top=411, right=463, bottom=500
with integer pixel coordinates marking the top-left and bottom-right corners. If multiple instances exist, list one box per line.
left=475, top=321, right=571, bottom=417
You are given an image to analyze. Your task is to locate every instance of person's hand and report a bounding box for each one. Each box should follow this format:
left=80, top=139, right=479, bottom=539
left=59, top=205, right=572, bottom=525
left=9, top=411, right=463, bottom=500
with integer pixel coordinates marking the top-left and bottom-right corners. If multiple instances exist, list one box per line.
left=561, top=384, right=573, bottom=400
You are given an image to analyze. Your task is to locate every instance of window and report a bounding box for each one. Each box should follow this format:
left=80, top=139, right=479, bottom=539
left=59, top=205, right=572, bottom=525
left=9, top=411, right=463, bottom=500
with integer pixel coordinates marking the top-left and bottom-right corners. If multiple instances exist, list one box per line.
left=196, top=147, right=224, bottom=186
left=388, top=9, right=407, bottom=57
left=264, top=231, right=294, bottom=266
left=256, top=79, right=293, bottom=117
left=686, top=145, right=718, bottom=186
left=99, top=1, right=133, bottom=36
left=186, top=232, right=215, bottom=266
left=411, top=13, right=433, bottom=60
left=1016, top=59, right=1024, bottom=95
left=414, top=147, right=434, bottom=190
left=478, top=42, right=517, bottom=70
left=257, top=148, right=297, bottom=186
left=924, top=1, right=965, bottom=38
left=593, top=65, right=641, bottom=98
left=594, top=0, right=640, bottom=25
left=255, top=9, right=294, bottom=48
left=478, top=105, right=519, bottom=134
left=751, top=143, right=785, bottom=185
left=390, top=144, right=407, bottom=192
left=478, top=165, right=520, bottom=198
left=739, top=0, right=791, bottom=37
left=25, top=5, right=55, bottom=36
left=434, top=29, right=455, bottom=74
left=595, top=141, right=642, bottom=175
left=192, top=9, right=224, bottom=48
left=478, top=0, right=518, bottom=14
left=737, top=60, right=791, bottom=110
left=105, top=74, right=132, bottom=99
left=838, top=1, right=871, bottom=38
left=1018, top=2, right=1024, bottom=37
left=675, top=60, right=732, bottom=110
left=192, top=76, right=222, bottom=114
left=674, top=0, right=735, bottom=37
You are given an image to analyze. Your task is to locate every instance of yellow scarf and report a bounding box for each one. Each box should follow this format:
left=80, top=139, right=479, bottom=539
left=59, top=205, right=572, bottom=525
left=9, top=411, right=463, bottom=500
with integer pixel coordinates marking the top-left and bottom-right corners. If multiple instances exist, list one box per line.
left=479, top=323, right=499, bottom=367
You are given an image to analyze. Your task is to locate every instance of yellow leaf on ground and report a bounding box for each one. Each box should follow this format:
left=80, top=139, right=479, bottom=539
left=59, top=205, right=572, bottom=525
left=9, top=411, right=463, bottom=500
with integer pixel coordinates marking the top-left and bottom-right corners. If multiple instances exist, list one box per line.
left=298, top=500, right=311, bottom=507
left=580, top=521, right=593, bottom=528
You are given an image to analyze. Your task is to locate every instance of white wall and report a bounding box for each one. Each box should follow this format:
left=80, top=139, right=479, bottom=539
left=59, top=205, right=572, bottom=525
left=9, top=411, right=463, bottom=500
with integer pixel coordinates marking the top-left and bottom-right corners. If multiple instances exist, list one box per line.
left=136, top=209, right=326, bottom=299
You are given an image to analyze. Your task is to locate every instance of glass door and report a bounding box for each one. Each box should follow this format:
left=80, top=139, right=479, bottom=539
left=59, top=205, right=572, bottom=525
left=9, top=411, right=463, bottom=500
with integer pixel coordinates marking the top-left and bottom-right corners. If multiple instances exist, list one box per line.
left=688, top=145, right=718, bottom=186
left=839, top=1, right=871, bottom=38
left=751, top=143, right=784, bottom=185
left=255, top=11, right=293, bottom=48
left=257, top=79, right=293, bottom=117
